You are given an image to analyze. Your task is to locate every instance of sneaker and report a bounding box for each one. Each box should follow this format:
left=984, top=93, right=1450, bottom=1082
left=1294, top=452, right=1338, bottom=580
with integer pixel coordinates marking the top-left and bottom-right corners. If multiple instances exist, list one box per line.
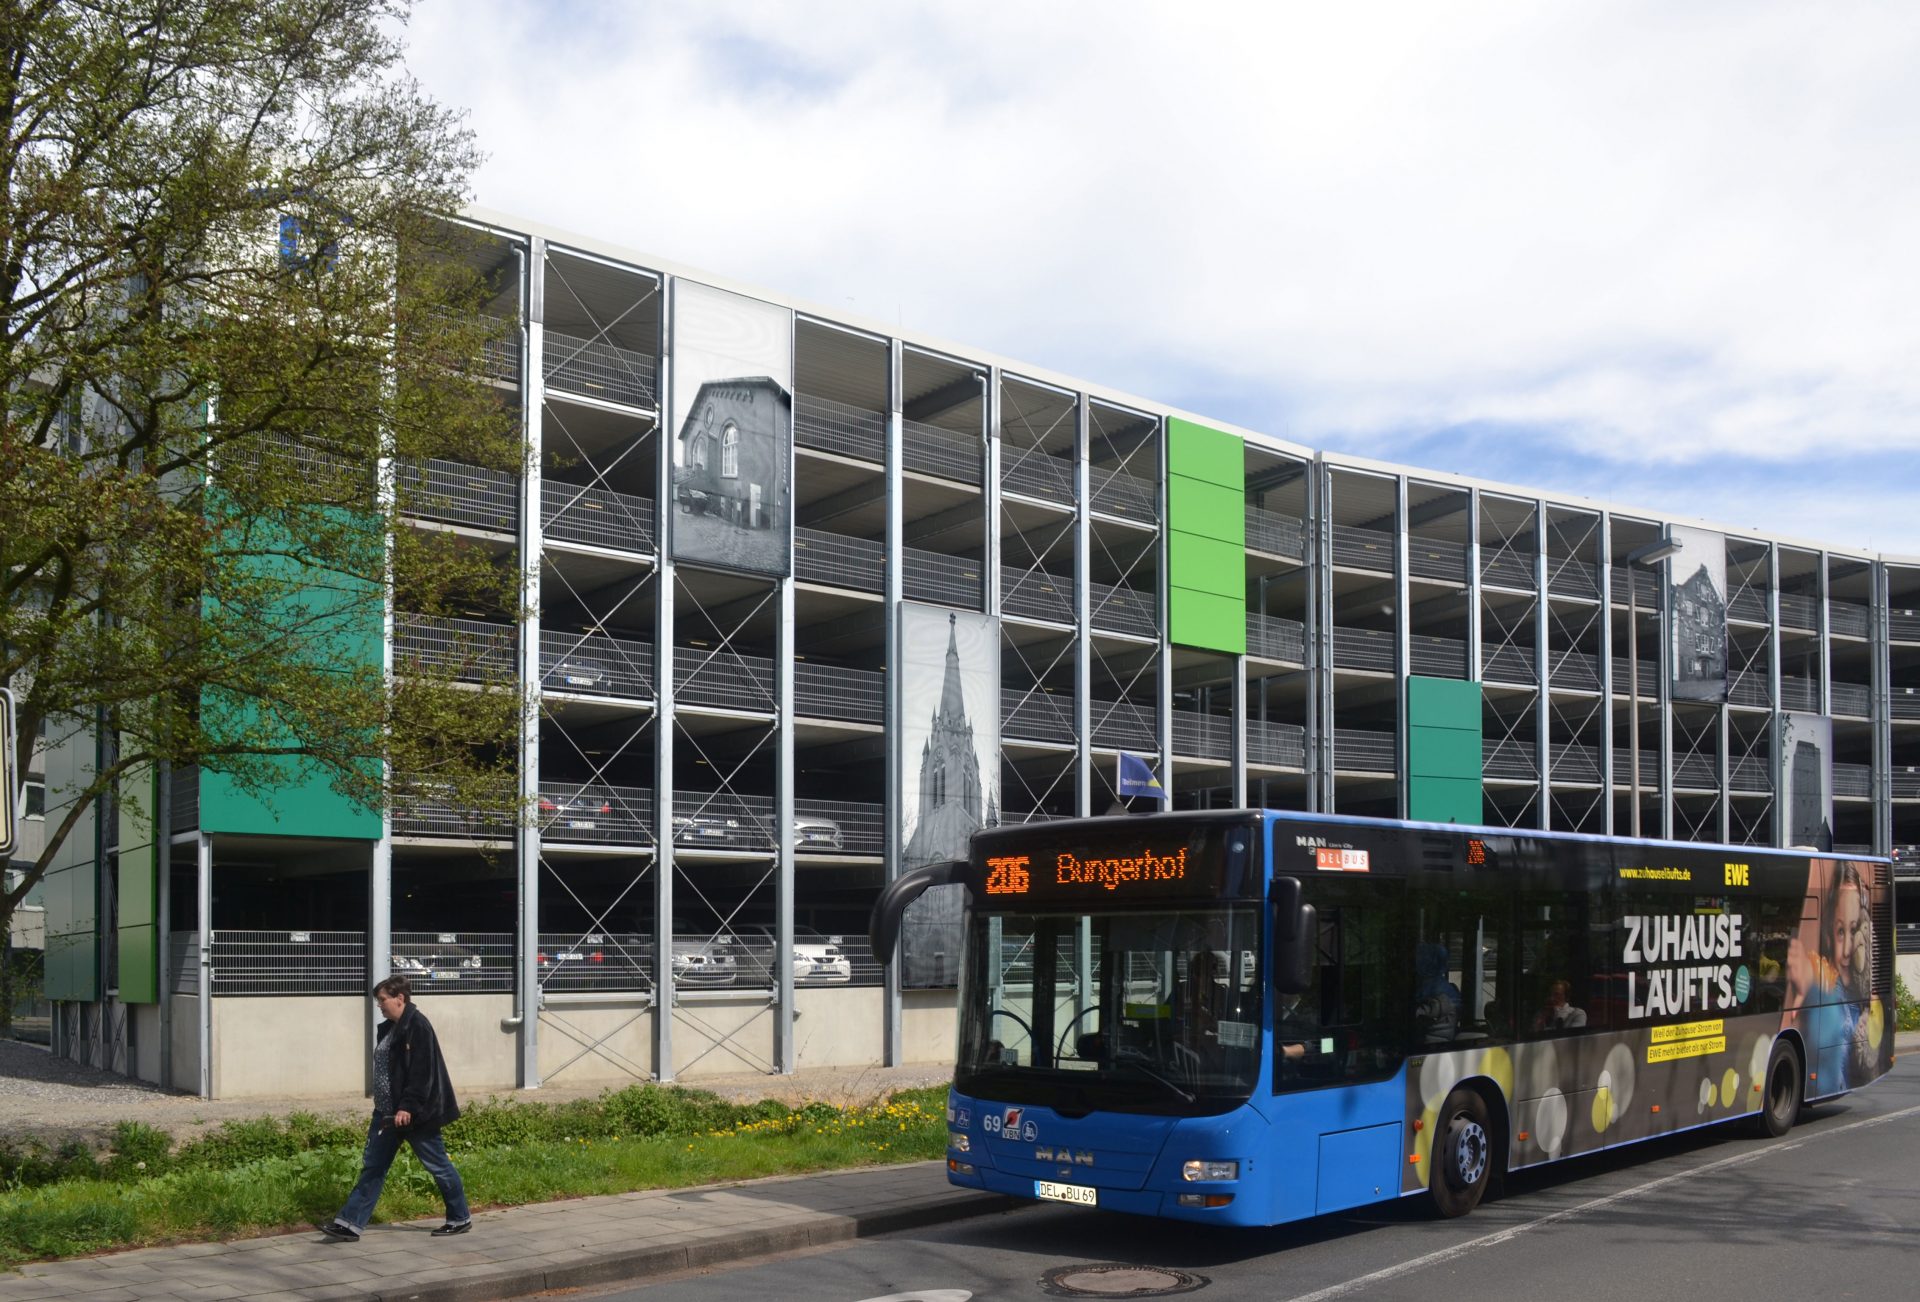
left=316, top=1220, right=361, bottom=1242
left=430, top=1221, right=471, bottom=1237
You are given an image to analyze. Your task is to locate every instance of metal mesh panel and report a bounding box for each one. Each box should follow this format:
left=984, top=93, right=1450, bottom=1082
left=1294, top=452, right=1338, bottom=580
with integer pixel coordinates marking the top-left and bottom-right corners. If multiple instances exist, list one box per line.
left=1330, top=525, right=1394, bottom=572
left=541, top=629, right=653, bottom=698
left=672, top=789, right=777, bottom=851
left=794, top=661, right=883, bottom=723
left=1891, top=610, right=1920, bottom=641
left=1777, top=592, right=1819, bottom=630
left=171, top=766, right=199, bottom=832
left=1546, top=557, right=1601, bottom=600
left=793, top=797, right=882, bottom=855
left=1611, top=750, right=1661, bottom=787
left=538, top=782, right=652, bottom=845
left=1550, top=743, right=1602, bottom=783
left=1089, top=698, right=1156, bottom=750
left=1727, top=669, right=1771, bottom=708
left=1832, top=763, right=1871, bottom=798
left=1171, top=709, right=1230, bottom=760
left=1248, top=719, right=1306, bottom=768
left=211, top=930, right=365, bottom=996
left=1002, top=450, right=1075, bottom=504
left=536, top=932, right=654, bottom=991
left=904, top=550, right=983, bottom=608
left=1004, top=689, right=1075, bottom=744
left=1779, top=676, right=1819, bottom=712
left=903, top=417, right=983, bottom=485
left=1087, top=578, right=1156, bottom=638
left=1248, top=613, right=1306, bottom=663
left=1672, top=755, right=1719, bottom=791
left=395, top=458, right=518, bottom=532
left=1891, top=691, right=1920, bottom=720
left=397, top=614, right=517, bottom=682
left=795, top=393, right=884, bottom=463
left=392, top=784, right=514, bottom=839
left=1729, top=587, right=1769, bottom=622
left=1728, top=756, right=1771, bottom=794
left=676, top=648, right=776, bottom=712
left=1892, top=767, right=1920, bottom=798
left=1001, top=567, right=1075, bottom=624
left=1549, top=650, right=1602, bottom=692
left=391, top=932, right=514, bottom=993
left=1481, top=552, right=1536, bottom=591
left=1610, top=567, right=1663, bottom=608
left=1608, top=658, right=1660, bottom=696
left=1332, top=626, right=1395, bottom=672
left=544, top=331, right=657, bottom=409
left=1333, top=728, right=1396, bottom=773
left=1483, top=645, right=1539, bottom=685
left=1831, top=681, right=1872, bottom=717
left=1828, top=601, right=1870, bottom=638
left=794, top=528, right=882, bottom=593
left=1408, top=536, right=1468, bottom=583
left=1410, top=635, right=1468, bottom=679
left=1246, top=506, right=1305, bottom=559
left=542, top=481, right=655, bottom=553
left=1484, top=739, right=1537, bottom=780
left=1090, top=468, right=1155, bottom=521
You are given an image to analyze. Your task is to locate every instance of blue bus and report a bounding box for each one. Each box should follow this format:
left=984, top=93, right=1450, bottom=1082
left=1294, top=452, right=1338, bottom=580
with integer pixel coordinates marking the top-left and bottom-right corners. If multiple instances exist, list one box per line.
left=869, top=810, right=1894, bottom=1225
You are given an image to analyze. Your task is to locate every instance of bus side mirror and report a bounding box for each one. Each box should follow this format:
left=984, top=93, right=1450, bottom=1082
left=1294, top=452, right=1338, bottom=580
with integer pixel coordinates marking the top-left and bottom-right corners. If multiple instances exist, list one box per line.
left=1271, top=876, right=1316, bottom=995
left=868, top=859, right=968, bottom=965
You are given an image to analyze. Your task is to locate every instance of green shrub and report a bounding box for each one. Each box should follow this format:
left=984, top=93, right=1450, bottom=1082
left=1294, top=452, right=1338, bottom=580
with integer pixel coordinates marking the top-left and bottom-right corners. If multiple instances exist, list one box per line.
left=1896, top=973, right=1920, bottom=1032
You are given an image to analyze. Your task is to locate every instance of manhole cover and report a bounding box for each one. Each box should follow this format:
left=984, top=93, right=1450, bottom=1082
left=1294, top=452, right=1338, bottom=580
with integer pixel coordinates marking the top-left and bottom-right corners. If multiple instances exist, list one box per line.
left=1039, top=1263, right=1209, bottom=1298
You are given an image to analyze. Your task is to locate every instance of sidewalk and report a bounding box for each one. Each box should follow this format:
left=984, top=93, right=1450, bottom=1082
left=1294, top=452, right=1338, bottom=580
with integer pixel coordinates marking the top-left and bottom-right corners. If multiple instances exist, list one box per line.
left=0, top=1160, right=1022, bottom=1302
left=4, top=1032, right=1916, bottom=1302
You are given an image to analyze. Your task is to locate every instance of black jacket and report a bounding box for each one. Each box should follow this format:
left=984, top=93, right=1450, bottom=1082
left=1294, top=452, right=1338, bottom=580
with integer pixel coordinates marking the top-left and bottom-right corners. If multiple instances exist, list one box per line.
left=380, top=1003, right=461, bottom=1130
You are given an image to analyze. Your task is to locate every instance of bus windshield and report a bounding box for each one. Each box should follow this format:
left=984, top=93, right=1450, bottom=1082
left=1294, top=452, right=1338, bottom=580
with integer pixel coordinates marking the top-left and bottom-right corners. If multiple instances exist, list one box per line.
left=955, top=904, right=1263, bottom=1116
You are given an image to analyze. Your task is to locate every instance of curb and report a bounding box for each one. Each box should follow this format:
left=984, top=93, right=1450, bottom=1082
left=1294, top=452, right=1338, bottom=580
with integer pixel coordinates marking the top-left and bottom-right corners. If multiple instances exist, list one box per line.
left=377, top=1191, right=1026, bottom=1302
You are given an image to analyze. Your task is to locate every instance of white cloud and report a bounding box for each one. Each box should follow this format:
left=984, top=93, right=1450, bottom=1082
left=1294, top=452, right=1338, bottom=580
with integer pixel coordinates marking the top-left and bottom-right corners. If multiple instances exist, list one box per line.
left=405, top=0, right=1920, bottom=549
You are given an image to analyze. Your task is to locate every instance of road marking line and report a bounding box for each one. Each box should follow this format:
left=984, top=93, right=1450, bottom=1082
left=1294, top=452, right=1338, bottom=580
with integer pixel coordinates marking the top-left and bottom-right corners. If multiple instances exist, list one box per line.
left=1279, top=1102, right=1920, bottom=1302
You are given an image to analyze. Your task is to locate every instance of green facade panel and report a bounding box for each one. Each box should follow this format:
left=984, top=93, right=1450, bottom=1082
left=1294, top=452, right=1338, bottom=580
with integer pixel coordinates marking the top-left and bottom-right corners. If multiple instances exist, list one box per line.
left=1407, top=675, right=1483, bottom=829
left=1167, top=416, right=1243, bottom=489
left=1170, top=588, right=1246, bottom=655
left=116, top=759, right=160, bottom=1003
left=1409, top=726, right=1481, bottom=778
left=1168, top=477, right=1245, bottom=538
left=1409, top=776, right=1483, bottom=826
left=41, top=737, right=100, bottom=1002
left=200, top=499, right=382, bottom=840
left=1408, top=676, right=1482, bottom=731
left=1169, top=531, right=1246, bottom=600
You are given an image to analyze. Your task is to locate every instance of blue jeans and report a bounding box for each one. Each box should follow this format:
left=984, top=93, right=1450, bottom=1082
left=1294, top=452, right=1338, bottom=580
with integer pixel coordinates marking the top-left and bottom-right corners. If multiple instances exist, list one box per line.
left=335, top=1114, right=469, bottom=1231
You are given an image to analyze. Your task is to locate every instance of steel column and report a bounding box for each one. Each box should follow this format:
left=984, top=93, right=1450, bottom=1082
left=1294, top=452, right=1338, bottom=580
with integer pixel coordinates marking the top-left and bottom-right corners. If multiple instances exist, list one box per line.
left=516, top=237, right=545, bottom=1087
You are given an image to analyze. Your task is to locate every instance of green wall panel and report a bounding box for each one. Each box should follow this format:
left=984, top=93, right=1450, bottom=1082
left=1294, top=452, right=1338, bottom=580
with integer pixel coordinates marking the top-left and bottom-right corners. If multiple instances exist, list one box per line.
left=1167, top=416, right=1243, bottom=489
left=199, top=498, right=382, bottom=840
left=1168, top=477, right=1245, bottom=538
left=1408, top=676, right=1482, bottom=731
left=1409, top=776, right=1483, bottom=825
left=41, top=733, right=101, bottom=1002
left=1169, top=532, right=1246, bottom=600
left=1170, top=588, right=1246, bottom=655
left=1409, top=726, right=1482, bottom=778
left=116, top=759, right=160, bottom=1003
left=1407, top=675, right=1483, bottom=829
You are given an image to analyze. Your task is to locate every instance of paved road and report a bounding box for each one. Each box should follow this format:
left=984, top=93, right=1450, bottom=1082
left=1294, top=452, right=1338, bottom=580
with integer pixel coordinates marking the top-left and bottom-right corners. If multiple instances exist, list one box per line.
left=606, top=1056, right=1920, bottom=1302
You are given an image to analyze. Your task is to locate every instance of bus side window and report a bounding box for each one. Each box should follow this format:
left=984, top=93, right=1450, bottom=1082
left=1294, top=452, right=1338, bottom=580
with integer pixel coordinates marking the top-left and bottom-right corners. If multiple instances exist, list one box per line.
left=1518, top=892, right=1602, bottom=1038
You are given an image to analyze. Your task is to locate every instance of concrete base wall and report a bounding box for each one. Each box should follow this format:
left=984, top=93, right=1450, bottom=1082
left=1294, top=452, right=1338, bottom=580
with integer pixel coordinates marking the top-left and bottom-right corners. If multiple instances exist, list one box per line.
left=193, top=988, right=960, bottom=1099
left=167, top=994, right=200, bottom=1094
left=130, top=1003, right=161, bottom=1085
left=1898, top=954, right=1920, bottom=997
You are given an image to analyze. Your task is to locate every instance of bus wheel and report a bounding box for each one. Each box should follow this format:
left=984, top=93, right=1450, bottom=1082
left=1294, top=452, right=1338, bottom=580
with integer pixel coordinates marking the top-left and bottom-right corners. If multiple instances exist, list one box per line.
left=1751, top=1040, right=1803, bottom=1138
left=1431, top=1088, right=1493, bottom=1218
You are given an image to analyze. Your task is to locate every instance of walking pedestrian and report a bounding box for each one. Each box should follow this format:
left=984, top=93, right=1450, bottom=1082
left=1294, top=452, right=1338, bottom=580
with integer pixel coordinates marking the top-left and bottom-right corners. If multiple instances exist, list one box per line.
left=316, top=975, right=471, bottom=1240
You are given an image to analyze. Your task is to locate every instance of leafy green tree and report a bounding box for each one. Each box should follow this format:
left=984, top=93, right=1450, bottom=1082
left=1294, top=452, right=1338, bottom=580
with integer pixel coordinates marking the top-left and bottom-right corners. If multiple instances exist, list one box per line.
left=1, top=0, right=526, bottom=987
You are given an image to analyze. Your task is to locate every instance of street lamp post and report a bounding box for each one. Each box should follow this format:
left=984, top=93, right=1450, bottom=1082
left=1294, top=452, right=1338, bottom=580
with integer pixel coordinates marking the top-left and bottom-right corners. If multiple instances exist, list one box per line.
left=1625, top=536, right=1681, bottom=837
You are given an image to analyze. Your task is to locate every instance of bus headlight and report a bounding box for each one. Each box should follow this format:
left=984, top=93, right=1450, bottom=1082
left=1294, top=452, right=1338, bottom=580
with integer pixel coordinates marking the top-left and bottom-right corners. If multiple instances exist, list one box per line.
left=1182, top=1160, right=1238, bottom=1182
left=949, top=1130, right=971, bottom=1152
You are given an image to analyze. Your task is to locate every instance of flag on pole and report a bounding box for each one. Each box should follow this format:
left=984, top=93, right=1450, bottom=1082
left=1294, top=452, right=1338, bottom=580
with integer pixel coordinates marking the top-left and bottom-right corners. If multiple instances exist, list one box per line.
left=1117, top=752, right=1166, bottom=802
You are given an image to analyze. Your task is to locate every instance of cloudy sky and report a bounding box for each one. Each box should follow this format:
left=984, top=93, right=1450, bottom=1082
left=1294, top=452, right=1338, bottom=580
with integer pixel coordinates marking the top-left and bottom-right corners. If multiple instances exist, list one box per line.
left=407, top=1, right=1920, bottom=557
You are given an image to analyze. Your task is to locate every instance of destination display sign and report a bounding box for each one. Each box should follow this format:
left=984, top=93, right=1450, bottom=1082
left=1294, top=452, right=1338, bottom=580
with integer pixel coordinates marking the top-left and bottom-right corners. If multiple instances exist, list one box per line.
left=969, top=815, right=1257, bottom=906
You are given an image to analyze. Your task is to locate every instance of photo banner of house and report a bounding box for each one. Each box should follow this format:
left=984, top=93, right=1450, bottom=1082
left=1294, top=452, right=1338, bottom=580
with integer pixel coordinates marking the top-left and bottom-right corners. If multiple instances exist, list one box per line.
left=1780, top=711, right=1834, bottom=851
left=1667, top=523, right=1728, bottom=704
left=898, top=605, right=1000, bottom=989
left=669, top=281, right=793, bottom=578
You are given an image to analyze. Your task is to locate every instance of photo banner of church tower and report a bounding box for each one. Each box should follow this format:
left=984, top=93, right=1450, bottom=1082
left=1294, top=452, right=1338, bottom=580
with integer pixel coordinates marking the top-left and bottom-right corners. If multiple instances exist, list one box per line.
left=897, top=605, right=1000, bottom=988
left=1779, top=710, right=1834, bottom=851
left=1666, top=523, right=1728, bottom=704
left=669, top=280, right=793, bottom=577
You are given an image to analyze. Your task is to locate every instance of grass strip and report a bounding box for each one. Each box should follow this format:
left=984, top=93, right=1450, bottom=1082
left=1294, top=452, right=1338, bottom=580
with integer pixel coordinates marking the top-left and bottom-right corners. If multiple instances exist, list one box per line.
left=0, top=1088, right=947, bottom=1266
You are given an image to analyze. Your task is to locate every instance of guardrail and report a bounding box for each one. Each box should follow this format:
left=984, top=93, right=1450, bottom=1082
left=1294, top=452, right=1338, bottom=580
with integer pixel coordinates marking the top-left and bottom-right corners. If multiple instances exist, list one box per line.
left=544, top=331, right=657, bottom=410
left=1003, top=688, right=1075, bottom=745
left=1246, top=507, right=1305, bottom=560
left=1002, top=449, right=1076, bottom=504
left=904, top=416, right=982, bottom=485
left=541, top=628, right=653, bottom=698
left=395, top=614, right=516, bottom=683
left=396, top=458, right=518, bottom=533
left=1090, top=468, right=1155, bottom=522
left=1330, top=525, right=1394, bottom=573
left=1408, top=535, right=1468, bottom=583
left=795, top=393, right=884, bottom=463
left=1248, top=612, right=1306, bottom=663
left=543, top=480, right=654, bottom=553
left=1001, top=567, right=1075, bottom=625
left=1831, top=681, right=1872, bottom=718
left=1333, top=728, right=1396, bottom=773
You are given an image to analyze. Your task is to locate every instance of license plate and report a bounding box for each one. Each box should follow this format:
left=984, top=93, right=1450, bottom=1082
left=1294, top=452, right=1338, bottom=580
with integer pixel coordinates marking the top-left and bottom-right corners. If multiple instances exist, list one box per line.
left=567, top=819, right=596, bottom=829
left=1035, top=1181, right=1096, bottom=1206
left=431, top=970, right=459, bottom=980
left=565, top=674, right=595, bottom=686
